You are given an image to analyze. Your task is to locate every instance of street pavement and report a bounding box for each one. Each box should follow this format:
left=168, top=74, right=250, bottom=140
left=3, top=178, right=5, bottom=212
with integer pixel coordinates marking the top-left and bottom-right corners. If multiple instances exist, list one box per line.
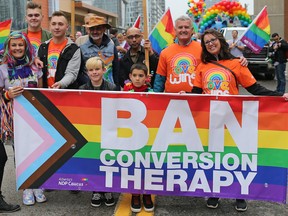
left=1, top=76, right=288, bottom=216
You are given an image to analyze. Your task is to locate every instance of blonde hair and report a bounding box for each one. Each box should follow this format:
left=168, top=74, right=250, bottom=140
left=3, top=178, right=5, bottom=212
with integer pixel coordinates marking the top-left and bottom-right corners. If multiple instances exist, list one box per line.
left=85, top=57, right=105, bottom=70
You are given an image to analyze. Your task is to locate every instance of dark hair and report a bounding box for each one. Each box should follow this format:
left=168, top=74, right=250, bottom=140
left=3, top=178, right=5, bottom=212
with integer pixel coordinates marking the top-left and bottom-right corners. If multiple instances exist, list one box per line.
left=201, top=29, right=236, bottom=63
left=51, top=11, right=68, bottom=21
left=26, top=2, right=41, bottom=10
left=130, top=63, right=148, bottom=75
left=110, top=28, right=118, bottom=35
left=271, top=33, right=279, bottom=38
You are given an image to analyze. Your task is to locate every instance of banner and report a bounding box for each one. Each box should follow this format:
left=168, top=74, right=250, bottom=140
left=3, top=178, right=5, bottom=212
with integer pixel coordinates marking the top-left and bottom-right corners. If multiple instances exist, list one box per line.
left=14, top=89, right=288, bottom=203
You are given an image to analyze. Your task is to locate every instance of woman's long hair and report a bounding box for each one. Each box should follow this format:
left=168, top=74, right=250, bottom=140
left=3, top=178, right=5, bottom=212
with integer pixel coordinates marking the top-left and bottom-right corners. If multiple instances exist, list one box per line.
left=200, top=29, right=236, bottom=63
left=2, top=31, right=34, bottom=66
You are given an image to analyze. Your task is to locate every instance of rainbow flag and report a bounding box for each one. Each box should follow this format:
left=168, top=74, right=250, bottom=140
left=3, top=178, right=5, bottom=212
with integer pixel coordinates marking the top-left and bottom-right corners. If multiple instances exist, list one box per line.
left=0, top=19, right=12, bottom=51
left=13, top=90, right=288, bottom=203
left=240, top=6, right=270, bottom=54
left=149, top=8, right=175, bottom=54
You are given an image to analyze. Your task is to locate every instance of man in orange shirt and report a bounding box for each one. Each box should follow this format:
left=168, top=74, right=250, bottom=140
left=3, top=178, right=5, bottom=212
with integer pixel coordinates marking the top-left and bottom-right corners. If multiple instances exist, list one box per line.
left=21, top=2, right=51, bottom=54
left=153, top=15, right=201, bottom=93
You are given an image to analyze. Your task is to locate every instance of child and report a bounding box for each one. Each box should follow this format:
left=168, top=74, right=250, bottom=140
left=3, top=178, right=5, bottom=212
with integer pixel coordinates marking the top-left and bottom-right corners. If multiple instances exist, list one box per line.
left=123, top=63, right=154, bottom=212
left=79, top=56, right=117, bottom=207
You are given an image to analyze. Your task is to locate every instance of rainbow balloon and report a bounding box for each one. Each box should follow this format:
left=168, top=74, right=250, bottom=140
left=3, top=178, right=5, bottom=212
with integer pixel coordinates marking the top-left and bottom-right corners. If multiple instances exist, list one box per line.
left=199, top=0, right=251, bottom=33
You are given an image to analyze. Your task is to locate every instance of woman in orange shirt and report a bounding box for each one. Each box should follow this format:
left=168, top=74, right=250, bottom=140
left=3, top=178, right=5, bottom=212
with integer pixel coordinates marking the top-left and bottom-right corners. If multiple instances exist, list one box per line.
left=192, top=29, right=288, bottom=212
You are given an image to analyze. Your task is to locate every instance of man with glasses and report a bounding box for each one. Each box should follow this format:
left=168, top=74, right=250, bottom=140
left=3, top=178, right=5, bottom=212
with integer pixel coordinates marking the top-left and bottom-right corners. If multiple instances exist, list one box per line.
left=21, top=2, right=51, bottom=54
left=119, top=27, right=159, bottom=87
left=80, top=15, right=119, bottom=88
left=270, top=33, right=288, bottom=93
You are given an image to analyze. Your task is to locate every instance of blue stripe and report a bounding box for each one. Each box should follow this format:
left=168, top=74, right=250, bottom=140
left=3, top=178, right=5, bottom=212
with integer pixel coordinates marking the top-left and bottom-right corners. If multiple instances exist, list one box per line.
left=243, top=29, right=268, bottom=48
left=16, top=95, right=66, bottom=188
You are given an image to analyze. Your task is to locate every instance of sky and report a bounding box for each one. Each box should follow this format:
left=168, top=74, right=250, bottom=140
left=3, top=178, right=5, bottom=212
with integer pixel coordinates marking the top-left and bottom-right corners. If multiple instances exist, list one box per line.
left=165, top=0, right=254, bottom=21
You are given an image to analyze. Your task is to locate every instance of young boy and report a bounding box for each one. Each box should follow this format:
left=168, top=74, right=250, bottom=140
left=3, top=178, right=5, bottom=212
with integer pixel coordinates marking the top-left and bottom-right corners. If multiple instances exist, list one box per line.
left=123, top=63, right=154, bottom=212
left=79, top=56, right=117, bottom=207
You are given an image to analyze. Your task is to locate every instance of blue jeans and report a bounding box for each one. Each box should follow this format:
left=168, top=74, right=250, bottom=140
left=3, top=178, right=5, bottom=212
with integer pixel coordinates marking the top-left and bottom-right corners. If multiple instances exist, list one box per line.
left=275, top=63, right=286, bottom=93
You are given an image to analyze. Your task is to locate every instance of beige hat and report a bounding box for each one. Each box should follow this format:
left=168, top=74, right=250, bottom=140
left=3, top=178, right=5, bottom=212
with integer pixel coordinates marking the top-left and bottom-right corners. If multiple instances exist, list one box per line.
left=83, top=15, right=111, bottom=29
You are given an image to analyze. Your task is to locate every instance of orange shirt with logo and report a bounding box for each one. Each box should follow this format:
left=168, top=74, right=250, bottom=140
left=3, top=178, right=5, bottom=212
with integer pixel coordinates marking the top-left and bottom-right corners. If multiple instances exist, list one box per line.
left=47, top=39, right=67, bottom=87
left=156, top=41, right=202, bottom=93
left=194, top=59, right=257, bottom=95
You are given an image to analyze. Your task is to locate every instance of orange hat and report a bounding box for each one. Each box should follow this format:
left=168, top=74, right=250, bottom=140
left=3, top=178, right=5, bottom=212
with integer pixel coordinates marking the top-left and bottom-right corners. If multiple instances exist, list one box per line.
left=83, top=15, right=111, bottom=29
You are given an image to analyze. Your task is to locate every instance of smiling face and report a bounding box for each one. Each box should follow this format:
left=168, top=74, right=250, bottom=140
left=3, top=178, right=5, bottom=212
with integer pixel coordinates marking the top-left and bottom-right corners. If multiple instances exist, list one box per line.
left=26, top=8, right=43, bottom=31
left=129, top=69, right=147, bottom=88
left=9, top=38, right=26, bottom=59
left=175, top=19, right=193, bottom=45
left=203, top=34, right=221, bottom=55
left=86, top=58, right=106, bottom=86
left=50, top=15, right=69, bottom=39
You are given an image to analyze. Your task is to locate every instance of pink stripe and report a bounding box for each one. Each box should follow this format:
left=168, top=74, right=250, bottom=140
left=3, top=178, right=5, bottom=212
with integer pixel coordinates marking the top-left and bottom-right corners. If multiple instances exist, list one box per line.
left=14, top=100, right=55, bottom=177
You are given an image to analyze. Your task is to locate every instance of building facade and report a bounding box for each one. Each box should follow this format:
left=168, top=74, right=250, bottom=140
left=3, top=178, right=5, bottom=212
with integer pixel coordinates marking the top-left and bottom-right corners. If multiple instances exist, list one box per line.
left=126, top=0, right=165, bottom=32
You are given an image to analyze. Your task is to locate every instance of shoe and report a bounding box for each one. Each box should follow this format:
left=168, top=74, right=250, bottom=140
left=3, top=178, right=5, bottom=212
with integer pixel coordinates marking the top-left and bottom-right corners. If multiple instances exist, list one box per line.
left=235, top=199, right=247, bottom=212
left=23, top=189, right=35, bottom=206
left=104, top=192, right=115, bottom=206
left=33, top=189, right=47, bottom=203
left=91, top=192, right=102, bottom=207
left=206, top=197, right=219, bottom=209
left=143, top=194, right=154, bottom=212
left=0, top=193, right=21, bottom=213
left=131, top=195, right=141, bottom=213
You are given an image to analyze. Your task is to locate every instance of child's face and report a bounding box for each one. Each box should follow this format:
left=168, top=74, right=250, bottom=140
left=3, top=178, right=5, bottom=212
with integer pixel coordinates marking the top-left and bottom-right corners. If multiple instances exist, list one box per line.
left=87, top=62, right=105, bottom=83
left=129, top=69, right=147, bottom=88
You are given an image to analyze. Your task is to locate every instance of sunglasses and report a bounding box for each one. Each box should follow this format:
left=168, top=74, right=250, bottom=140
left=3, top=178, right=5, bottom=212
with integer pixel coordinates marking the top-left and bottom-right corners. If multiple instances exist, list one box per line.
left=204, top=38, right=218, bottom=45
left=27, top=13, right=41, bottom=18
left=127, top=34, right=141, bottom=40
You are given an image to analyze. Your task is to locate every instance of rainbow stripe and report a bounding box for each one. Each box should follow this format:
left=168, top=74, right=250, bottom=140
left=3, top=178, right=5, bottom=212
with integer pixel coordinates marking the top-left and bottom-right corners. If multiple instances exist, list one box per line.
left=149, top=8, right=175, bottom=54
left=0, top=19, right=12, bottom=50
left=14, top=90, right=288, bottom=203
left=240, top=6, right=270, bottom=54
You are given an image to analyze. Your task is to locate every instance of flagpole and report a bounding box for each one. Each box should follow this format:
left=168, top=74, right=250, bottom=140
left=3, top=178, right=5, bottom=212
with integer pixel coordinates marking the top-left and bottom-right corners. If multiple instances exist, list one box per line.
left=237, top=5, right=267, bottom=42
left=142, top=0, right=150, bottom=74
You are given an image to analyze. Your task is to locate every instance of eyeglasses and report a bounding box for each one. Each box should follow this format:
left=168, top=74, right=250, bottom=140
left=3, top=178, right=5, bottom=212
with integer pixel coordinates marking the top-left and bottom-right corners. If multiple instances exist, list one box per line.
left=27, top=13, right=41, bottom=18
left=204, top=38, right=218, bottom=45
left=127, top=34, right=141, bottom=40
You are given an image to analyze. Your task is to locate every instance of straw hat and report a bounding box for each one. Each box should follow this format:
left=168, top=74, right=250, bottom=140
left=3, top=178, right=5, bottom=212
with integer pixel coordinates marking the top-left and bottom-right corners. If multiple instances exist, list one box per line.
left=83, top=16, right=111, bottom=29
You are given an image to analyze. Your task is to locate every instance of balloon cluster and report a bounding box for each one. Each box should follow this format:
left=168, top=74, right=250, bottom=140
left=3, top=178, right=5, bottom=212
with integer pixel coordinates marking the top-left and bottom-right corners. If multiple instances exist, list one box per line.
left=198, top=0, right=251, bottom=33
left=187, top=0, right=206, bottom=23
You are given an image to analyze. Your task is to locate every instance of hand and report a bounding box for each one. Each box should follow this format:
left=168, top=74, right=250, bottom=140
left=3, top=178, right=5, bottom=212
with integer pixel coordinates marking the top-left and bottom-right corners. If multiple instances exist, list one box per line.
left=179, top=91, right=186, bottom=94
left=283, top=93, right=288, bottom=101
left=8, top=86, right=24, bottom=99
left=34, top=57, right=43, bottom=69
left=51, top=82, right=61, bottom=89
left=144, top=39, right=154, bottom=55
left=239, top=56, right=248, bottom=67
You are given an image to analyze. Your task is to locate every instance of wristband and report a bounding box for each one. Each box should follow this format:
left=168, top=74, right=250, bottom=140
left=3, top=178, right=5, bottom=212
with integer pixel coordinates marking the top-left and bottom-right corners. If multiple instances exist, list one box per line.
left=4, top=91, right=11, bottom=100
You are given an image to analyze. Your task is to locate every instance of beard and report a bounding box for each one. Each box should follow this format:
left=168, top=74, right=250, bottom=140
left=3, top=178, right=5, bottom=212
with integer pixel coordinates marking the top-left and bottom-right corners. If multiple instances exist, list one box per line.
left=90, top=32, right=104, bottom=41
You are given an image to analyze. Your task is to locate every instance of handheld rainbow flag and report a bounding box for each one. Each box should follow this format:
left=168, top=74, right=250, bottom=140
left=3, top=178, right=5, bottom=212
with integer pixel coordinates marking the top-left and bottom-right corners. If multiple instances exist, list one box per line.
left=148, top=8, right=175, bottom=54
left=133, top=15, right=141, bottom=28
left=0, top=19, right=12, bottom=51
left=239, top=6, right=270, bottom=54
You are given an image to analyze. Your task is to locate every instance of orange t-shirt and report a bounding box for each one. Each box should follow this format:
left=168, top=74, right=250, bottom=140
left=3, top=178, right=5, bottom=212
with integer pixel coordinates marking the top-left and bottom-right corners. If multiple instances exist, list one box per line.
left=156, top=41, right=202, bottom=93
left=27, top=30, right=42, bottom=54
left=194, top=59, right=257, bottom=95
left=47, top=39, right=68, bottom=87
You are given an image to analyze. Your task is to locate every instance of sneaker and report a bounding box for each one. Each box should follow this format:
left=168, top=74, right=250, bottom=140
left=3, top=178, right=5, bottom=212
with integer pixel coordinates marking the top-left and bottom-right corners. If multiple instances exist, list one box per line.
left=143, top=194, right=154, bottom=212
left=104, top=193, right=115, bottom=206
left=33, top=189, right=47, bottom=203
left=131, top=195, right=141, bottom=213
left=206, top=197, right=219, bottom=209
left=23, top=189, right=35, bottom=206
left=91, top=192, right=102, bottom=207
left=0, top=193, right=21, bottom=213
left=235, top=199, right=247, bottom=212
